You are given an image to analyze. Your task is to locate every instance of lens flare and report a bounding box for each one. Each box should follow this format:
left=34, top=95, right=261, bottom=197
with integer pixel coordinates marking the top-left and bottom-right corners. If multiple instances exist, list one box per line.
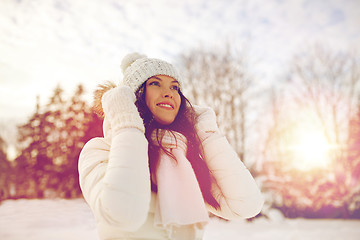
left=287, top=129, right=332, bottom=171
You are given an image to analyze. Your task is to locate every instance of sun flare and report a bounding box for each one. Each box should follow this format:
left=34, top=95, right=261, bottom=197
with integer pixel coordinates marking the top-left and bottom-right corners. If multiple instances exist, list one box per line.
left=286, top=125, right=334, bottom=171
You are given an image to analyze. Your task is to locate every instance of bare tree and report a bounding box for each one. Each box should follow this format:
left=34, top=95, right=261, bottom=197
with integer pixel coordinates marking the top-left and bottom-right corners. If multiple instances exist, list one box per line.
left=261, top=44, right=360, bottom=217
left=289, top=44, right=360, bottom=158
left=179, top=43, right=255, bottom=164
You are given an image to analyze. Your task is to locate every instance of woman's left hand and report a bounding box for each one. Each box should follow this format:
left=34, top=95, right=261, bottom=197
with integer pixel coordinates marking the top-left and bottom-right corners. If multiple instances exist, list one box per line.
left=193, top=105, right=219, bottom=134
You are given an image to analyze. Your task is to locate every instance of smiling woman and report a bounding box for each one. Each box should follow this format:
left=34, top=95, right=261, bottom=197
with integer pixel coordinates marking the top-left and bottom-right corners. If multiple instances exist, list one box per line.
left=78, top=52, right=263, bottom=240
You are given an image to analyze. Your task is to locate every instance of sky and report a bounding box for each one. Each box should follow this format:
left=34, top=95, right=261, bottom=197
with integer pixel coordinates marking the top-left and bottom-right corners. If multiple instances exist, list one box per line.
left=0, top=0, right=359, bottom=128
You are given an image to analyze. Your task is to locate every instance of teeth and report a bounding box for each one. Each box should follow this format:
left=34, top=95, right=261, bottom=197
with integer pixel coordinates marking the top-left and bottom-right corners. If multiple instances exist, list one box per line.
left=157, top=103, right=173, bottom=109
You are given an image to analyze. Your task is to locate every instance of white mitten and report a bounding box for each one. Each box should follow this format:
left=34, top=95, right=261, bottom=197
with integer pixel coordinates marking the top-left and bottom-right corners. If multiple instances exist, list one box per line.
left=193, top=105, right=221, bottom=143
left=193, top=105, right=219, bottom=133
left=102, top=85, right=145, bottom=135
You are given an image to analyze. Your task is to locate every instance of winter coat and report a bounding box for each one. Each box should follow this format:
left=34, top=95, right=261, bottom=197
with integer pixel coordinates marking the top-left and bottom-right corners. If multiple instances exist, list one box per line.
left=78, top=85, right=264, bottom=240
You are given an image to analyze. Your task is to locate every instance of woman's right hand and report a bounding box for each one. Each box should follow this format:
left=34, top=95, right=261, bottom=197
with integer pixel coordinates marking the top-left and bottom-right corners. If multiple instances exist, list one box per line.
left=80, top=85, right=151, bottom=231
left=102, top=85, right=144, bottom=136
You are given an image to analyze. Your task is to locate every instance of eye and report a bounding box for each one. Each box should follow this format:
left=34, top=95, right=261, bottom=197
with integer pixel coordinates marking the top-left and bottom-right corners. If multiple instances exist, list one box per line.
left=171, top=85, right=179, bottom=91
left=148, top=81, right=160, bottom=87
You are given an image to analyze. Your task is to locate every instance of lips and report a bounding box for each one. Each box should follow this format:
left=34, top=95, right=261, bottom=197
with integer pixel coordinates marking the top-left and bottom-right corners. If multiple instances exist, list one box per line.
left=156, top=102, right=174, bottom=109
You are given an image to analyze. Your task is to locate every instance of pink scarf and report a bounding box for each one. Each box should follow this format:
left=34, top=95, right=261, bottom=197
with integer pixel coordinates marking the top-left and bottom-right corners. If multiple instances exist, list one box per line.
left=151, top=130, right=209, bottom=239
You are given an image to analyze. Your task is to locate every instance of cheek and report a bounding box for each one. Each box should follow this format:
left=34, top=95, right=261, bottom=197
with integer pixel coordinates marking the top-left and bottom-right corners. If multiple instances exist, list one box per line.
left=145, top=93, right=151, bottom=111
left=145, top=93, right=150, bottom=108
left=145, top=89, right=155, bottom=114
left=175, top=95, right=182, bottom=111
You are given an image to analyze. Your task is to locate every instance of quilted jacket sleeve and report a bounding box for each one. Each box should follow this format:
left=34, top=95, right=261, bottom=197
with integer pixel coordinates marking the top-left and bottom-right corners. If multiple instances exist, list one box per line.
left=78, top=128, right=151, bottom=232
left=202, top=132, right=264, bottom=220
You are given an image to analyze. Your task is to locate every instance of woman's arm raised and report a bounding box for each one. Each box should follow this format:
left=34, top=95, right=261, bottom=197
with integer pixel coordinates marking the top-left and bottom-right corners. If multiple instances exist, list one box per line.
left=194, top=106, right=264, bottom=220
left=78, top=86, right=151, bottom=231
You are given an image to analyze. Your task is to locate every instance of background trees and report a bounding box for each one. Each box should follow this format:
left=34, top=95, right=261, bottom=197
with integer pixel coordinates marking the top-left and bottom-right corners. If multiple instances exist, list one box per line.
left=1, top=42, right=359, bottom=219
left=180, top=44, right=256, bottom=166
left=0, top=136, right=11, bottom=201
left=260, top=45, right=360, bottom=218
left=345, top=104, right=360, bottom=217
left=8, top=84, right=102, bottom=199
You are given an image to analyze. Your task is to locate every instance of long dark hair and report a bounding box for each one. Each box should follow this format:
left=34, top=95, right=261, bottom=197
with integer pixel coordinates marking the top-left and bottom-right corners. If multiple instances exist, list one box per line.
left=134, top=81, right=220, bottom=209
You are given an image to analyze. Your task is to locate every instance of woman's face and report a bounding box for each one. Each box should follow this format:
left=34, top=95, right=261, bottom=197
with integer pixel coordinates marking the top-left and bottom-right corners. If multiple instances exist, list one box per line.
left=145, top=75, right=181, bottom=125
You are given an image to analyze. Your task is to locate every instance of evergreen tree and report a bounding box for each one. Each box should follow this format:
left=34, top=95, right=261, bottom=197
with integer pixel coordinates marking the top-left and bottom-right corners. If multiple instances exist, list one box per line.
left=58, top=84, right=101, bottom=198
left=15, top=95, right=53, bottom=198
left=13, top=84, right=103, bottom=199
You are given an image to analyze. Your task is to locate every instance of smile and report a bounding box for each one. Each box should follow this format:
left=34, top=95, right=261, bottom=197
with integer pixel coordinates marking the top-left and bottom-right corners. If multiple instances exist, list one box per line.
left=156, top=103, right=174, bottom=109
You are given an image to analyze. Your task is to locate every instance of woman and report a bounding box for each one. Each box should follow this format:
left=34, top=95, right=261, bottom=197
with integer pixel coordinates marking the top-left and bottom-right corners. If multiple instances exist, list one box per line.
left=78, top=53, right=264, bottom=240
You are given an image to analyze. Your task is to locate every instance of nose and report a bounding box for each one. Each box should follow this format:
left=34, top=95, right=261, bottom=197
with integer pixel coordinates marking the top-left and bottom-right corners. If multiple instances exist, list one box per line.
left=162, top=88, right=173, bottom=98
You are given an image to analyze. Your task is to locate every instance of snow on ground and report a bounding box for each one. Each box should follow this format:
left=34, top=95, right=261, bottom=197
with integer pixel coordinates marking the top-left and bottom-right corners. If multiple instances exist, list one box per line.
left=0, top=198, right=359, bottom=240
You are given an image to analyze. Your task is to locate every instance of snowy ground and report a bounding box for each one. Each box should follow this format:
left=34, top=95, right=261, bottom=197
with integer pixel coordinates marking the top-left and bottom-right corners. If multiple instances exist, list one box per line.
left=0, top=199, right=359, bottom=240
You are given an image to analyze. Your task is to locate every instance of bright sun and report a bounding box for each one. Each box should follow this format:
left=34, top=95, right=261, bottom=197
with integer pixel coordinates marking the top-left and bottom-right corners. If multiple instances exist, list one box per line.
left=286, top=125, right=333, bottom=171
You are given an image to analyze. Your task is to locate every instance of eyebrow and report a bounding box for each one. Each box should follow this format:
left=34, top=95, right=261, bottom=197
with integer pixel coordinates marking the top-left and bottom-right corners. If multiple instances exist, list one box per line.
left=148, top=76, right=179, bottom=84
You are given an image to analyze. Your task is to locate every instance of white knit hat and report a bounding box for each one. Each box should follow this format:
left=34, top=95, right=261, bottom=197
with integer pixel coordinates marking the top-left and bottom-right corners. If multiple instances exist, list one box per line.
left=120, top=53, right=182, bottom=92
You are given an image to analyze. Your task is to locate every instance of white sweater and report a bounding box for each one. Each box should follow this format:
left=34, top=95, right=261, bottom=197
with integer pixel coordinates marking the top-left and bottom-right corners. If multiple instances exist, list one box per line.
left=78, top=127, right=264, bottom=240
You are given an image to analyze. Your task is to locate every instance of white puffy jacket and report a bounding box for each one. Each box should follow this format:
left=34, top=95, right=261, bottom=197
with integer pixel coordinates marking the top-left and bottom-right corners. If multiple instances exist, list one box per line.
left=79, top=124, right=264, bottom=239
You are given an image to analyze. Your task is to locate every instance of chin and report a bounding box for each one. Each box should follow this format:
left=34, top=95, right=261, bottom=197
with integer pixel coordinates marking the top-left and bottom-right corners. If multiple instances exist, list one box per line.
left=155, top=118, right=175, bottom=126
